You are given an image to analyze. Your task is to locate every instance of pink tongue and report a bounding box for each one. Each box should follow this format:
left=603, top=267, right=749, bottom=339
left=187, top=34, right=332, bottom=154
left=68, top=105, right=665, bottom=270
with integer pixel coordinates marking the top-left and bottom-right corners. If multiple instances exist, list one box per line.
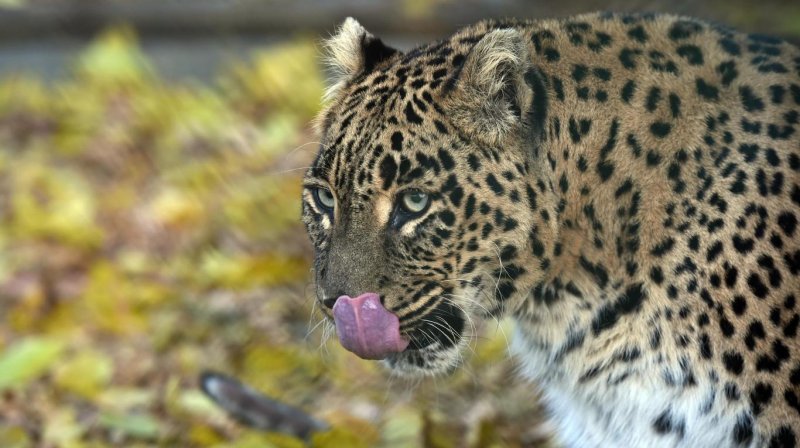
left=332, top=293, right=409, bottom=360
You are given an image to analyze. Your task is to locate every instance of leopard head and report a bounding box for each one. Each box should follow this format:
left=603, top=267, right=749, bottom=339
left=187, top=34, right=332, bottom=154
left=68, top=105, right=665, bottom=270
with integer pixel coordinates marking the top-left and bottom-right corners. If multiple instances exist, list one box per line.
left=303, top=18, right=554, bottom=376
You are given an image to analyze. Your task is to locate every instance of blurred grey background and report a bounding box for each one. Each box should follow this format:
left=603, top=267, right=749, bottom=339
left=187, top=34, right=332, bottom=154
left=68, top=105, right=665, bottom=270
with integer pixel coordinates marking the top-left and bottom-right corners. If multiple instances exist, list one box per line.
left=1, top=0, right=799, bottom=82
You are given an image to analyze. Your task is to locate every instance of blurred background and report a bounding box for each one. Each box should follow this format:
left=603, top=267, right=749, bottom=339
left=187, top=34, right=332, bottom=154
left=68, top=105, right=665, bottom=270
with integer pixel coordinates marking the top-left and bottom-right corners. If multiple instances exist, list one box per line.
left=0, top=1, right=797, bottom=447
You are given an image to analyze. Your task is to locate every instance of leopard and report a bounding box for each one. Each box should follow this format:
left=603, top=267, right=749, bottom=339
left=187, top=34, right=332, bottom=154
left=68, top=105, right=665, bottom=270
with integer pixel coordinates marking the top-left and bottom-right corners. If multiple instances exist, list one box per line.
left=302, top=12, right=800, bottom=447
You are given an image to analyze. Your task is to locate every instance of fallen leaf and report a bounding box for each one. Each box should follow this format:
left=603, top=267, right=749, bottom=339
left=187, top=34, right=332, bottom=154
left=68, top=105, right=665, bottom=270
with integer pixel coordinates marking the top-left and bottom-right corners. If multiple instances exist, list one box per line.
left=0, top=337, right=65, bottom=391
left=99, top=411, right=162, bottom=440
left=54, top=350, right=114, bottom=399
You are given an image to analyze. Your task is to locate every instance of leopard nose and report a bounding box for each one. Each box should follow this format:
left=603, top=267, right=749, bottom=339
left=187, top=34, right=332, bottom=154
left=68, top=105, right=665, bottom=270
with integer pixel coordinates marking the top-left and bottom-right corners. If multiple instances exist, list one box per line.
left=322, top=290, right=347, bottom=309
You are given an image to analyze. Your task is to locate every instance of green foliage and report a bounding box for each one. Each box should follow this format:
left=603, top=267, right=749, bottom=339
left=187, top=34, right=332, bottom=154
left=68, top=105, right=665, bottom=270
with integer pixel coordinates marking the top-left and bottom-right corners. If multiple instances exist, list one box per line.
left=0, top=338, right=65, bottom=391
left=98, top=412, right=162, bottom=440
left=0, top=27, right=548, bottom=447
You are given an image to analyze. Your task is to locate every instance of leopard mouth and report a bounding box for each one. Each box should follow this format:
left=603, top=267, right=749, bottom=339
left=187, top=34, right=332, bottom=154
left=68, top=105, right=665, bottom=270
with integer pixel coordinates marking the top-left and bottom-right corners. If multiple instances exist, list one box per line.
left=325, top=287, right=474, bottom=375
left=381, top=338, right=466, bottom=376
left=327, top=296, right=466, bottom=373
left=332, top=293, right=409, bottom=360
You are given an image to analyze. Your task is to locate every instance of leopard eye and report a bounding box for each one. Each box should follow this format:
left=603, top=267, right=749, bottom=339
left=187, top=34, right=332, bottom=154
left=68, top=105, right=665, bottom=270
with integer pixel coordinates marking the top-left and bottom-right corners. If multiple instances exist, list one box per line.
left=400, top=190, right=429, bottom=215
left=313, top=187, right=335, bottom=212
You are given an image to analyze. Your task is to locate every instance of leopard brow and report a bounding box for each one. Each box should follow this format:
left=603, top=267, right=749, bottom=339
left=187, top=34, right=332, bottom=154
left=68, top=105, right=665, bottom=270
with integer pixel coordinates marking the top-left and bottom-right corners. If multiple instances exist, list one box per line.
left=302, top=179, right=333, bottom=189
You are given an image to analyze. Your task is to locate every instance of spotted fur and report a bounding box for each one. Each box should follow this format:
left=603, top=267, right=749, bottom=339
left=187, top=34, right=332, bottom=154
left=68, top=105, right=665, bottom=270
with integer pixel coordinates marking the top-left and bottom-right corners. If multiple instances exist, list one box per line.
left=304, top=12, right=800, bottom=447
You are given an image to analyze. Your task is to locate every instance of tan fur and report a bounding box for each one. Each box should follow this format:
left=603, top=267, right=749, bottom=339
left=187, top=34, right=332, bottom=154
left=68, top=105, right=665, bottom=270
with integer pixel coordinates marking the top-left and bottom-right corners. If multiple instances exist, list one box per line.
left=373, top=194, right=392, bottom=226
left=312, top=17, right=369, bottom=134
left=446, top=29, right=533, bottom=146
left=322, top=17, right=367, bottom=103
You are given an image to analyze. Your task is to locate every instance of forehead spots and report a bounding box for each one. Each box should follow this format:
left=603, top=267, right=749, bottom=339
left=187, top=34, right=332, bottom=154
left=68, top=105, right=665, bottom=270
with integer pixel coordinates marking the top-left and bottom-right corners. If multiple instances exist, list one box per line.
left=437, top=148, right=455, bottom=170
left=391, top=131, right=404, bottom=151
left=379, top=154, right=398, bottom=190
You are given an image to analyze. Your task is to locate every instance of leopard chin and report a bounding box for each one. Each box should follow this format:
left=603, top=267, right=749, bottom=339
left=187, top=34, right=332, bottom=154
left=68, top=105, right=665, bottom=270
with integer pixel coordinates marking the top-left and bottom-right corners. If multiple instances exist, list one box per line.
left=382, top=340, right=467, bottom=377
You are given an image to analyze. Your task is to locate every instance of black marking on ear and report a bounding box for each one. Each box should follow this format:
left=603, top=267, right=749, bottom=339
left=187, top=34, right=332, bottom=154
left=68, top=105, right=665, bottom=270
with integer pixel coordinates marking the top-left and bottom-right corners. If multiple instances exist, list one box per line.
left=361, top=34, right=398, bottom=73
left=526, top=67, right=549, bottom=145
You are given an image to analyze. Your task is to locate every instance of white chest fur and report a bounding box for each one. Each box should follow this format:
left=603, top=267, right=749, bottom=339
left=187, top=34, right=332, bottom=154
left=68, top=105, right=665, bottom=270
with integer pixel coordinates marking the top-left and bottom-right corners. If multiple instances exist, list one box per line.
left=509, top=323, right=754, bottom=448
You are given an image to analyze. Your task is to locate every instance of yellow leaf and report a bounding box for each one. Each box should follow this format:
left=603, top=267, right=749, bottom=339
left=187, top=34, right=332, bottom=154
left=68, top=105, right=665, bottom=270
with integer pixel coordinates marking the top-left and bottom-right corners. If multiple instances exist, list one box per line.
left=54, top=351, right=114, bottom=399
left=222, top=175, right=302, bottom=239
left=43, top=408, right=86, bottom=446
left=199, top=251, right=308, bottom=289
left=312, top=426, right=375, bottom=448
left=6, top=288, right=46, bottom=333
left=0, top=77, right=50, bottom=116
left=240, top=344, right=322, bottom=398
left=150, top=187, right=206, bottom=229
left=0, top=426, right=30, bottom=448
left=11, top=163, right=104, bottom=248
left=380, top=407, right=423, bottom=447
left=187, top=424, right=224, bottom=446
left=96, top=388, right=156, bottom=413
left=79, top=262, right=172, bottom=334
left=217, top=431, right=305, bottom=448
left=75, top=27, right=153, bottom=85
left=261, top=432, right=307, bottom=448
left=221, top=40, right=324, bottom=120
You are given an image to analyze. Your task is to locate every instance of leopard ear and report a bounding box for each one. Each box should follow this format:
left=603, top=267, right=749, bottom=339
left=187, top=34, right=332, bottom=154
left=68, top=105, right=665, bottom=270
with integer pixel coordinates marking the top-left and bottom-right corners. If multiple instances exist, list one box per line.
left=322, top=18, right=398, bottom=102
left=446, top=28, right=532, bottom=145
